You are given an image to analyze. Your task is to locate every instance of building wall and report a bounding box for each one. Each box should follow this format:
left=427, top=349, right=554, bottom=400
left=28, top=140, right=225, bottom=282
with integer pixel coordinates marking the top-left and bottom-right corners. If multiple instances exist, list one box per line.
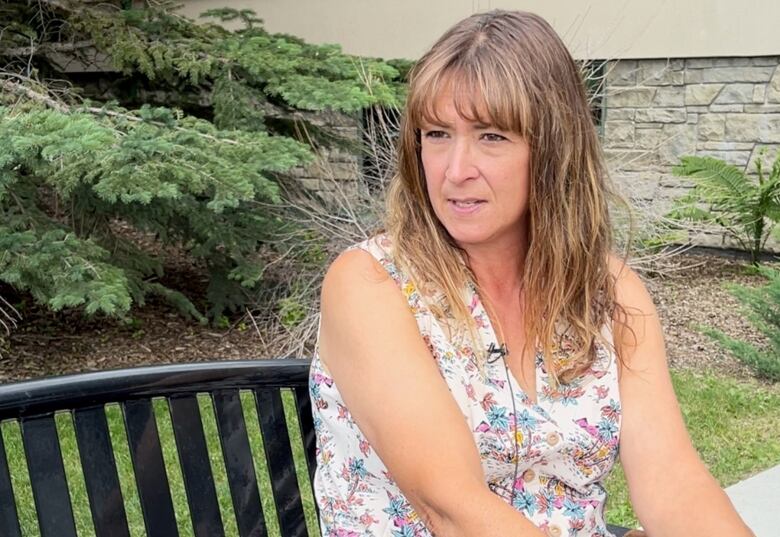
left=178, top=0, right=780, bottom=61
left=603, top=56, right=780, bottom=250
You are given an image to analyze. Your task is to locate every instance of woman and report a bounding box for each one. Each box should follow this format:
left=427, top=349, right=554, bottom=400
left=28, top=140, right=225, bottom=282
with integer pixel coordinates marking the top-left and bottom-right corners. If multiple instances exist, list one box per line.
left=309, top=10, right=753, bottom=537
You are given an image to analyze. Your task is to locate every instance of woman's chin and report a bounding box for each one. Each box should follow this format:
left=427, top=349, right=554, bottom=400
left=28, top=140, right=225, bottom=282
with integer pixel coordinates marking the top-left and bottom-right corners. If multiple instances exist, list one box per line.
left=445, top=228, right=495, bottom=248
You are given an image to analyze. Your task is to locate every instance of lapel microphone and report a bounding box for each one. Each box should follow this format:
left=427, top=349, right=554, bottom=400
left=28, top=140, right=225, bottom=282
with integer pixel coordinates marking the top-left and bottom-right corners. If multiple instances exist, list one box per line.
left=485, top=340, right=519, bottom=506
left=487, top=342, right=509, bottom=363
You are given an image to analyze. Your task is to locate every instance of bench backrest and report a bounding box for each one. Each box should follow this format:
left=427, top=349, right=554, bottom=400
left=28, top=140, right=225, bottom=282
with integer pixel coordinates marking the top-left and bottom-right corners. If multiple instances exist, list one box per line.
left=0, top=359, right=316, bottom=537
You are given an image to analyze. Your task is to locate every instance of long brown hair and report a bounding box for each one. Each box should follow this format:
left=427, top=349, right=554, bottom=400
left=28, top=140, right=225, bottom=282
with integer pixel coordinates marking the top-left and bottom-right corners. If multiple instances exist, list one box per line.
left=385, top=10, right=626, bottom=383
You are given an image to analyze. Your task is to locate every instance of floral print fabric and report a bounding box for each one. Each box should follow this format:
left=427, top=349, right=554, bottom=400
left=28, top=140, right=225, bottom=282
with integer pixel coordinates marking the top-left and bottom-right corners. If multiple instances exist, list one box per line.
left=310, top=234, right=622, bottom=537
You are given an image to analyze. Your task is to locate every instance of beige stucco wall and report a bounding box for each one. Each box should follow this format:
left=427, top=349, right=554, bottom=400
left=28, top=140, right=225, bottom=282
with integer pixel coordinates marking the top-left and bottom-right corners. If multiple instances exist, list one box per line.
left=178, top=0, right=780, bottom=61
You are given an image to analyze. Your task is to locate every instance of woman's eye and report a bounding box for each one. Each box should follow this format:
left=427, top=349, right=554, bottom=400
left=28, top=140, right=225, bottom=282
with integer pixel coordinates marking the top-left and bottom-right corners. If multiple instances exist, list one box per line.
left=482, top=132, right=507, bottom=142
left=423, top=130, right=447, bottom=139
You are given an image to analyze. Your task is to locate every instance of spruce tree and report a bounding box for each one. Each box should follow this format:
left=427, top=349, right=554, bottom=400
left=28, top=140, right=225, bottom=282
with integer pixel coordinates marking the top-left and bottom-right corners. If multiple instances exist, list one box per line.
left=0, top=1, right=407, bottom=326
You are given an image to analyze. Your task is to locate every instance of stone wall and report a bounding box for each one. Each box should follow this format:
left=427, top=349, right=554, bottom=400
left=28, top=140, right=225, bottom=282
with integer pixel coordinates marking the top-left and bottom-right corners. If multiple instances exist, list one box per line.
left=603, top=56, right=780, bottom=251
left=287, top=111, right=362, bottom=197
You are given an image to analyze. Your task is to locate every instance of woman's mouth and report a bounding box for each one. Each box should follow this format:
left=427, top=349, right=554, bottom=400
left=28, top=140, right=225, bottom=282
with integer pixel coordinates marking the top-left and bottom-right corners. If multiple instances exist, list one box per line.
left=448, top=199, right=486, bottom=214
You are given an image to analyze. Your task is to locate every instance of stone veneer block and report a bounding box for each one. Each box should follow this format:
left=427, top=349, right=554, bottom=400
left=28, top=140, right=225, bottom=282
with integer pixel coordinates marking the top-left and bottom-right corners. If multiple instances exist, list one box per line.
left=635, top=108, right=687, bottom=123
left=714, top=83, right=755, bottom=104
left=605, top=108, right=635, bottom=121
left=747, top=144, right=780, bottom=171
left=612, top=172, right=660, bottom=199
left=297, top=177, right=317, bottom=190
left=632, top=127, right=666, bottom=149
left=714, top=58, right=751, bottom=67
left=752, top=57, right=780, bottom=66
left=686, top=59, right=714, bottom=68
left=639, top=60, right=685, bottom=85
left=659, top=173, right=694, bottom=187
left=607, top=87, right=656, bottom=108
left=658, top=124, right=697, bottom=164
left=693, top=232, right=735, bottom=250
left=653, top=86, right=686, bottom=106
left=744, top=104, right=780, bottom=113
left=604, top=149, right=660, bottom=172
left=697, top=114, right=726, bottom=141
left=685, top=66, right=775, bottom=84
left=710, top=104, right=744, bottom=113
left=767, top=68, right=780, bottom=102
left=697, top=150, right=752, bottom=166
left=326, top=162, right=359, bottom=180
left=699, top=141, right=756, bottom=151
left=753, top=85, right=767, bottom=103
left=725, top=114, right=780, bottom=143
left=604, top=122, right=635, bottom=148
left=685, top=84, right=723, bottom=106
left=607, top=60, right=638, bottom=86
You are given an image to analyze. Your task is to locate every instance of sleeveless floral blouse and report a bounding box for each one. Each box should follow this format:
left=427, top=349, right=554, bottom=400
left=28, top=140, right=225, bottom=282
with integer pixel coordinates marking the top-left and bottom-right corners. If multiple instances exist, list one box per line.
left=309, top=234, right=622, bottom=537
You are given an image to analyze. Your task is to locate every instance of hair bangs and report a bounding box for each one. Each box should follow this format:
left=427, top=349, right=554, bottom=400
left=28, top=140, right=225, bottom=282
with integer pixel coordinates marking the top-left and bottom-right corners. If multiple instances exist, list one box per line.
left=408, top=54, right=529, bottom=137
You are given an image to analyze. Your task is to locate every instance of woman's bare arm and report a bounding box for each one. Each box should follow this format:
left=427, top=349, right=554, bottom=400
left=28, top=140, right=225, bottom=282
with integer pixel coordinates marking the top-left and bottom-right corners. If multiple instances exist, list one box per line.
left=319, top=249, right=545, bottom=536
left=611, top=258, right=753, bottom=537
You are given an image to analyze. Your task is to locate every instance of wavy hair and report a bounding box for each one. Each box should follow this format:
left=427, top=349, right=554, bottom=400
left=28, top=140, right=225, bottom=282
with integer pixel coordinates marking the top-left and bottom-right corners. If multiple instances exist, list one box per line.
left=385, top=10, right=627, bottom=383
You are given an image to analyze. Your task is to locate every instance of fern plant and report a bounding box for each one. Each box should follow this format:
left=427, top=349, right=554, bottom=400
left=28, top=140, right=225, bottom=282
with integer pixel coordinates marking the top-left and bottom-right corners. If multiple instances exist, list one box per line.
left=668, top=150, right=780, bottom=264
left=703, top=267, right=780, bottom=382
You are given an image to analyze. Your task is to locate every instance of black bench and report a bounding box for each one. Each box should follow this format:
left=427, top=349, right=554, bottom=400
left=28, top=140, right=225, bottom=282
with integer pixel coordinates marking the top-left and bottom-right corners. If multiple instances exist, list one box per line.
left=0, top=359, right=632, bottom=537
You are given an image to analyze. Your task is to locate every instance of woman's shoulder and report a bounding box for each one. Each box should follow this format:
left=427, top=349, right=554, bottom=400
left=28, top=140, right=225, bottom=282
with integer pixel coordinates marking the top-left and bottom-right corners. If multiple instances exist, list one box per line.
left=323, top=232, right=400, bottom=300
left=605, top=253, right=663, bottom=371
left=320, top=234, right=419, bottom=343
left=606, top=253, right=655, bottom=314
left=332, top=231, right=407, bottom=285
left=344, top=231, right=395, bottom=260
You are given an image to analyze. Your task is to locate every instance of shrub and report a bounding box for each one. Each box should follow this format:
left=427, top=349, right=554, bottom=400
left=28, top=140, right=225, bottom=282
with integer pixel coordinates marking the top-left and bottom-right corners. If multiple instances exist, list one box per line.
left=703, top=267, right=780, bottom=382
left=0, top=2, right=406, bottom=324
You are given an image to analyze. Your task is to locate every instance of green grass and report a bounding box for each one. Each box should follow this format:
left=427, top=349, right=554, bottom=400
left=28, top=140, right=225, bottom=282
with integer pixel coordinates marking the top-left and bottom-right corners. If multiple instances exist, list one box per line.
left=2, top=372, right=779, bottom=535
left=1, top=389, right=320, bottom=537
left=604, top=369, right=780, bottom=528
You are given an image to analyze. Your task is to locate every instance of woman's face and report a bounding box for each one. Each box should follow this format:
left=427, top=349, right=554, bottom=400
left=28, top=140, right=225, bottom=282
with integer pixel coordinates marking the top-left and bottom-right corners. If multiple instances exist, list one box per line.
left=420, top=89, right=531, bottom=251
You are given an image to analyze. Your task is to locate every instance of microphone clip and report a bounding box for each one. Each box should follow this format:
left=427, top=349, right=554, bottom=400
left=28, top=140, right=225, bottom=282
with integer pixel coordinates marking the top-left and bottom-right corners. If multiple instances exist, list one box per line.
left=486, top=342, right=509, bottom=363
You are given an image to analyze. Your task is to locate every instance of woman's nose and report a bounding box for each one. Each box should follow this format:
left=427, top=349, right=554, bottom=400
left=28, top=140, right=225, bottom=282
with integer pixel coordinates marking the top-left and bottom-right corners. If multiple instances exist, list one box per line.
left=444, top=139, right=479, bottom=183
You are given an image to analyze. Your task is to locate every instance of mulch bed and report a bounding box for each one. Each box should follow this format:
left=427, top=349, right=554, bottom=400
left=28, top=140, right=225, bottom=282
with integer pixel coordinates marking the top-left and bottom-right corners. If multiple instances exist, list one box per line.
left=1, top=250, right=777, bottom=387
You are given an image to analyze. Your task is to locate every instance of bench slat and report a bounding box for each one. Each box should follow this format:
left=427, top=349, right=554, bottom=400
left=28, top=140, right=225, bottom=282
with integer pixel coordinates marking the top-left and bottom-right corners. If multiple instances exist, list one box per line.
left=0, top=428, right=22, bottom=537
left=21, top=414, right=77, bottom=537
left=123, top=399, right=179, bottom=537
left=608, top=524, right=632, bottom=536
left=256, top=388, right=309, bottom=537
left=73, top=406, right=131, bottom=537
left=169, top=395, right=226, bottom=537
left=294, top=386, right=317, bottom=487
left=213, top=389, right=267, bottom=537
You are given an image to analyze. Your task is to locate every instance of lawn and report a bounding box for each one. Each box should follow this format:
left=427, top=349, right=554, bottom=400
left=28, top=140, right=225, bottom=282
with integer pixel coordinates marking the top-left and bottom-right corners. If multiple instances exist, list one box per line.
left=2, top=370, right=779, bottom=536
left=605, top=370, right=780, bottom=528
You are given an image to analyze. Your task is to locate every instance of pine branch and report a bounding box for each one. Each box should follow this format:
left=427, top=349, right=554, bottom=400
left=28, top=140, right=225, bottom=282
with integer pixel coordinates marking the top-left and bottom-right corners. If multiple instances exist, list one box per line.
left=0, top=77, right=69, bottom=113
left=1, top=76, right=254, bottom=147
left=0, top=40, right=94, bottom=57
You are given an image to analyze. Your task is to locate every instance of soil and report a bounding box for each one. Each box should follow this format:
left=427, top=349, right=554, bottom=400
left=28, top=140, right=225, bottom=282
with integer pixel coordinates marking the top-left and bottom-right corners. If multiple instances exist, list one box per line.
left=0, top=250, right=777, bottom=386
